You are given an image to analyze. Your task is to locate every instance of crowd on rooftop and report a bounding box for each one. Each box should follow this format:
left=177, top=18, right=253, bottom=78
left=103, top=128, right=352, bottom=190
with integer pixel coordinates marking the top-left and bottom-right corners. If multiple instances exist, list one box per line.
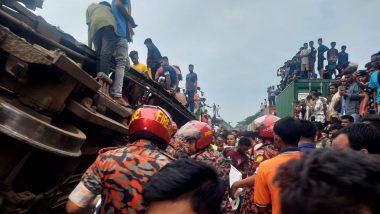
left=276, top=38, right=353, bottom=88
left=86, top=1, right=220, bottom=124
left=259, top=37, right=380, bottom=130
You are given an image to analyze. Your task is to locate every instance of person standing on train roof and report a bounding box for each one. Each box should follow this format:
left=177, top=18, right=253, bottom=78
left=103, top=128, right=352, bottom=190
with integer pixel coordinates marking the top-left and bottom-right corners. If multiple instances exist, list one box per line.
left=109, top=0, right=137, bottom=107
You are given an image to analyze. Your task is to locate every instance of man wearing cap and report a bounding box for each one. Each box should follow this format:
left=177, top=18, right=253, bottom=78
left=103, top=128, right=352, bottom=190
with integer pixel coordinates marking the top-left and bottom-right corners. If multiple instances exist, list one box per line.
left=144, top=38, right=162, bottom=78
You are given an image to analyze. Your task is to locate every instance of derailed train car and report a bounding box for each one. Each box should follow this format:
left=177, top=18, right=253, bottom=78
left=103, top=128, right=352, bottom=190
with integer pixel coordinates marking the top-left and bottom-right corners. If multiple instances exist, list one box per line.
left=0, top=0, right=194, bottom=213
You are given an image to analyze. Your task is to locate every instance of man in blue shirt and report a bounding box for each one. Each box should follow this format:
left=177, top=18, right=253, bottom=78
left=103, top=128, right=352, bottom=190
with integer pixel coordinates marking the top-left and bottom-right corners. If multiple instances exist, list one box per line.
left=369, top=69, right=379, bottom=113
left=110, top=0, right=137, bottom=106
left=159, top=56, right=178, bottom=91
left=186, top=64, right=198, bottom=113
left=298, top=120, right=317, bottom=152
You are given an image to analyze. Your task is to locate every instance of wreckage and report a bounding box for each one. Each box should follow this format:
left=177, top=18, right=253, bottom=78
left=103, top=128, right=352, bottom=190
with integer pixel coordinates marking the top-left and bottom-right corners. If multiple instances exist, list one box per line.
left=0, top=0, right=194, bottom=212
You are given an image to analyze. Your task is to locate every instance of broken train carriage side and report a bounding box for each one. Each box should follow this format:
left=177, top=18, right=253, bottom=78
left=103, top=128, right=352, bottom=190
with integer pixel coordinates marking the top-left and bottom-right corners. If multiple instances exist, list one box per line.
left=0, top=0, right=194, bottom=213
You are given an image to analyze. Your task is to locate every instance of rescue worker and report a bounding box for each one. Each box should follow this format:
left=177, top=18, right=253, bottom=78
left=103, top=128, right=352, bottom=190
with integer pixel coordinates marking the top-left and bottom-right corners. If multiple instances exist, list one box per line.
left=165, top=122, right=189, bottom=159
left=230, top=115, right=280, bottom=214
left=175, top=120, right=233, bottom=213
left=66, top=105, right=174, bottom=213
left=166, top=136, right=187, bottom=159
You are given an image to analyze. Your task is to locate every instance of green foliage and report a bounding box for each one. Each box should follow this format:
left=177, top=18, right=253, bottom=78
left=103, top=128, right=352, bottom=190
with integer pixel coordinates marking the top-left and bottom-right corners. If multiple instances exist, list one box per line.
left=235, top=111, right=262, bottom=129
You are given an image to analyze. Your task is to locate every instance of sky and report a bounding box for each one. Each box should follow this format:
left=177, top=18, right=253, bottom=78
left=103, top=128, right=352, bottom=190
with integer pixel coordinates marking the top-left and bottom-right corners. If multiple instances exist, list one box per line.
left=34, top=0, right=380, bottom=125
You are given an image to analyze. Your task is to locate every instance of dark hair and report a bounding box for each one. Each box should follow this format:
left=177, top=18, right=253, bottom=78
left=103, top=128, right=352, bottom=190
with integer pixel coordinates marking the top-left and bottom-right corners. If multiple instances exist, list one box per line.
left=306, top=95, right=312, bottom=101
left=342, top=45, right=347, bottom=49
left=238, top=137, right=251, bottom=147
left=329, top=83, right=338, bottom=89
left=365, top=62, right=373, bottom=69
left=99, top=1, right=111, bottom=7
left=231, top=130, right=239, bottom=135
left=161, top=56, right=169, bottom=61
left=274, top=149, right=380, bottom=214
left=273, top=117, right=301, bottom=146
left=143, top=159, right=223, bottom=214
left=144, top=38, right=152, bottom=44
left=362, top=114, right=380, bottom=130
left=129, top=50, right=138, bottom=58
left=226, top=133, right=236, bottom=140
left=331, top=41, right=336, bottom=45
left=303, top=43, right=308, bottom=46
left=313, top=121, right=325, bottom=131
left=299, top=120, right=317, bottom=139
left=310, top=88, right=318, bottom=93
left=318, top=38, right=322, bottom=41
left=189, top=64, right=194, bottom=67
left=241, top=131, right=258, bottom=138
left=334, top=123, right=380, bottom=154
left=311, top=91, right=320, bottom=97
left=340, top=115, right=354, bottom=122
left=309, top=41, right=314, bottom=44
left=328, top=123, right=343, bottom=132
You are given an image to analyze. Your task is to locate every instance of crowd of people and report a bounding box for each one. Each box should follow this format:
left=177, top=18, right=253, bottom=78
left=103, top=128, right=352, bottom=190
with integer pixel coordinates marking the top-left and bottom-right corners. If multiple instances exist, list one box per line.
left=276, top=38, right=352, bottom=89
left=261, top=38, right=380, bottom=136
left=66, top=104, right=380, bottom=214
left=290, top=51, right=380, bottom=138
left=74, top=1, right=380, bottom=213
left=86, top=0, right=218, bottom=121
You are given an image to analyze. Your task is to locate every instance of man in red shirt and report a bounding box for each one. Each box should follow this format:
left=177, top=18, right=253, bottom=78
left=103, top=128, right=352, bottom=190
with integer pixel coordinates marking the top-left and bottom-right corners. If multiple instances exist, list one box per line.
left=224, top=137, right=251, bottom=176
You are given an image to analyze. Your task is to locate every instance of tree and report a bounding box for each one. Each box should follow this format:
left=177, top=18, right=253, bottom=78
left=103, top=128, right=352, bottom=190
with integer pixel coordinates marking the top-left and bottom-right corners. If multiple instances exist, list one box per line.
left=235, top=111, right=262, bottom=129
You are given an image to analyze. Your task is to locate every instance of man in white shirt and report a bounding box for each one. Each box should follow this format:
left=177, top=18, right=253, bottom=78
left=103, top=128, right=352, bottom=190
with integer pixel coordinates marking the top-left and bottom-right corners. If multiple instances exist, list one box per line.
left=327, top=83, right=341, bottom=124
left=311, top=92, right=325, bottom=123
left=300, top=43, right=311, bottom=79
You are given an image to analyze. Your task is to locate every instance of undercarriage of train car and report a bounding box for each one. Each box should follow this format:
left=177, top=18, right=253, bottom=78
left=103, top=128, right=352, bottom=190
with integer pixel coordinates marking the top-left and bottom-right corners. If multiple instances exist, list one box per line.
left=0, top=0, right=194, bottom=213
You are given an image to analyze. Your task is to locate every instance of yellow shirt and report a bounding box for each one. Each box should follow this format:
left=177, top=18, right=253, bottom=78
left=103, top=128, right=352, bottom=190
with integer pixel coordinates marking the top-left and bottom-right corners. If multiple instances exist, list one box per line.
left=132, top=63, right=152, bottom=79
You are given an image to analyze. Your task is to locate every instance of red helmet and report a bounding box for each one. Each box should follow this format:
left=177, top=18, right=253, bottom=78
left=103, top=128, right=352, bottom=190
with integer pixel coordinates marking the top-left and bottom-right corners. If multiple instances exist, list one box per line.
left=175, top=120, right=213, bottom=150
left=129, top=105, right=173, bottom=149
left=253, top=115, right=280, bottom=138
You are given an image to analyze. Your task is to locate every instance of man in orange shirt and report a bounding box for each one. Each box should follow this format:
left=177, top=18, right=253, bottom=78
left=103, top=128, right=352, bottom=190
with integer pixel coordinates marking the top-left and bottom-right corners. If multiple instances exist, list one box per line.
left=254, top=117, right=302, bottom=214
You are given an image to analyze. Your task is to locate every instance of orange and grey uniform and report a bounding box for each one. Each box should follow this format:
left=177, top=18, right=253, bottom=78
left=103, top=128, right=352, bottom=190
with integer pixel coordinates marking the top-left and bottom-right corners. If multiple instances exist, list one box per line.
left=165, top=138, right=187, bottom=159
left=191, top=146, right=234, bottom=213
left=240, top=143, right=278, bottom=214
left=68, top=140, right=172, bottom=213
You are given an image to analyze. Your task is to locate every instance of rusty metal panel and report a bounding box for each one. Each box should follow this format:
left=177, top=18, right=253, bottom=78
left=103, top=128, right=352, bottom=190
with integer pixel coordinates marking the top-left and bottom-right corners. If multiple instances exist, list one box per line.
left=0, top=100, right=86, bottom=157
left=0, top=26, right=54, bottom=65
left=52, top=54, right=100, bottom=92
left=66, top=99, right=129, bottom=135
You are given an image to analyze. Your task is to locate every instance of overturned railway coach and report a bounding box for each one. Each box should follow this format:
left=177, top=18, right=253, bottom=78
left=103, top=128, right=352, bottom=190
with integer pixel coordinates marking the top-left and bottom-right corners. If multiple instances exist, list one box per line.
left=0, top=0, right=194, bottom=212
